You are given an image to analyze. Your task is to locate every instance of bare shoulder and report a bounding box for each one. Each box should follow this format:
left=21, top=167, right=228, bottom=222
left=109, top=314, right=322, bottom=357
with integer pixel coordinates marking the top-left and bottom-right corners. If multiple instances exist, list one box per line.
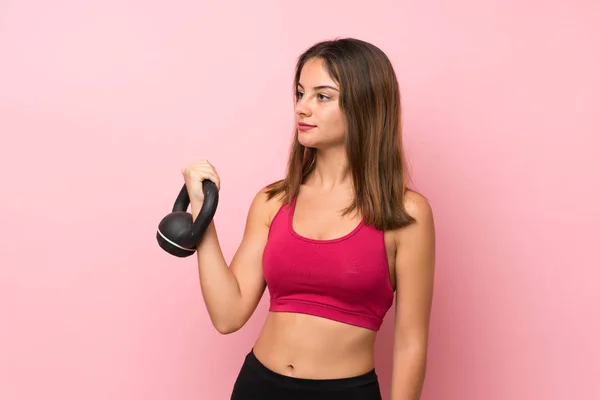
left=246, top=185, right=286, bottom=228
left=404, top=190, right=434, bottom=223
left=394, top=190, right=435, bottom=243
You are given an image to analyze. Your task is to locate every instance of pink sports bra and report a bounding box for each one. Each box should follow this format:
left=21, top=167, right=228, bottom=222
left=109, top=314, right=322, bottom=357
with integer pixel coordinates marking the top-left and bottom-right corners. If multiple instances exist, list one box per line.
left=262, top=197, right=395, bottom=331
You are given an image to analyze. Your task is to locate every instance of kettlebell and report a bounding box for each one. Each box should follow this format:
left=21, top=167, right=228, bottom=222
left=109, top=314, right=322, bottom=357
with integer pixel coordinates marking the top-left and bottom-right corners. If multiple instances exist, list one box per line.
left=156, top=179, right=219, bottom=257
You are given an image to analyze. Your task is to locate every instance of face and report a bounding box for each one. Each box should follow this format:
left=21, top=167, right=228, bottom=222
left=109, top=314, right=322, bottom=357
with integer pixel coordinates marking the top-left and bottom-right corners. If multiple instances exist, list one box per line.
left=294, top=58, right=346, bottom=149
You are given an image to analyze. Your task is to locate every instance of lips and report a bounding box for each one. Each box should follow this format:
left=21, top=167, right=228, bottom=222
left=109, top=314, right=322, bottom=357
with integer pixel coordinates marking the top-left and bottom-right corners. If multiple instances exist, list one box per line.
left=298, top=122, right=316, bottom=131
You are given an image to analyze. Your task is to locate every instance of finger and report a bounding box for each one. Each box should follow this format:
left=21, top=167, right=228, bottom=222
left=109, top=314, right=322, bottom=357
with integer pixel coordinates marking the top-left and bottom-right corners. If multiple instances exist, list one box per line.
left=204, top=172, right=220, bottom=186
left=192, top=168, right=219, bottom=183
left=194, top=163, right=216, bottom=172
left=190, top=169, right=218, bottom=184
left=191, top=165, right=215, bottom=172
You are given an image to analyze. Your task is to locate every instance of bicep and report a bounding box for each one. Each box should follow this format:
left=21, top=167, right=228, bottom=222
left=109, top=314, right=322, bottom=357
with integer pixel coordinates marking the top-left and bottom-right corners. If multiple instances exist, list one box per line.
left=394, top=193, right=436, bottom=348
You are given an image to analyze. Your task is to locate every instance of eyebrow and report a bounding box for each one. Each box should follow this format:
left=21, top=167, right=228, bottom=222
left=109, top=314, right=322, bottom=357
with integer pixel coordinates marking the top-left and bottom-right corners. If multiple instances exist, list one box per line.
left=297, top=82, right=339, bottom=92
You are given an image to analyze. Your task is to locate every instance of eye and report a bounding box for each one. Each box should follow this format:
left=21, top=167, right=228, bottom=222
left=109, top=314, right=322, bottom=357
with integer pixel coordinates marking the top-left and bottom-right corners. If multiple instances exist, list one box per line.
left=317, top=93, right=330, bottom=101
left=295, top=90, right=304, bottom=99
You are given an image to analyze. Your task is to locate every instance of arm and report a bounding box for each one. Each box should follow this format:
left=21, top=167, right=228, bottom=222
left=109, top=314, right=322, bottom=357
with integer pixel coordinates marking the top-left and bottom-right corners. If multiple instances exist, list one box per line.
left=390, top=192, right=436, bottom=400
left=191, top=188, right=275, bottom=334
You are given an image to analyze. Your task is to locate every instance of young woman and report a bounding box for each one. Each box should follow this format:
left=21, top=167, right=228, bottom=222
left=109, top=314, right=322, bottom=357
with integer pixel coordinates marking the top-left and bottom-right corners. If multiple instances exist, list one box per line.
left=182, top=38, right=436, bottom=400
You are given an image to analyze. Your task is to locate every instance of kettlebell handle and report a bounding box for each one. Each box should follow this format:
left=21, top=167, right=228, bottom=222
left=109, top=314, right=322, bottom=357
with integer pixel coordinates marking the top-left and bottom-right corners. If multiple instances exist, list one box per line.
left=172, top=180, right=217, bottom=212
left=175, top=179, right=219, bottom=241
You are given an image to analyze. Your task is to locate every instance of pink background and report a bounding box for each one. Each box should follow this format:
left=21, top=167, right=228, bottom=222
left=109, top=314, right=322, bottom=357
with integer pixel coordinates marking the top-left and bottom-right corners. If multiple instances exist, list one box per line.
left=1, top=1, right=599, bottom=399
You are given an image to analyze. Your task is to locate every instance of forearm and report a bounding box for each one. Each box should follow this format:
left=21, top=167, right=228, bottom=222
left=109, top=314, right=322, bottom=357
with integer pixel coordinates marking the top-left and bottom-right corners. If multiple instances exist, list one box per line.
left=390, top=344, right=428, bottom=400
left=192, top=207, right=243, bottom=333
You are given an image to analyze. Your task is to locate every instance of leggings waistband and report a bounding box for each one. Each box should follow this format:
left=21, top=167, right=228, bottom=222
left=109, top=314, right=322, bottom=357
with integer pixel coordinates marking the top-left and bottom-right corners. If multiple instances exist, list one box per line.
left=243, top=348, right=379, bottom=390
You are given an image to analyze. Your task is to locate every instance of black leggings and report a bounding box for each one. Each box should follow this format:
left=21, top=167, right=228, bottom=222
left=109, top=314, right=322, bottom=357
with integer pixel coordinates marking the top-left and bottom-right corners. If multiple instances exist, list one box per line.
left=230, top=349, right=382, bottom=400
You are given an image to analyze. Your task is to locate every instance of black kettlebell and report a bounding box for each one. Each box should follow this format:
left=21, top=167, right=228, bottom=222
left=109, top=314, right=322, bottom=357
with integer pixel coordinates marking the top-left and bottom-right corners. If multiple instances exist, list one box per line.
left=156, top=179, right=219, bottom=257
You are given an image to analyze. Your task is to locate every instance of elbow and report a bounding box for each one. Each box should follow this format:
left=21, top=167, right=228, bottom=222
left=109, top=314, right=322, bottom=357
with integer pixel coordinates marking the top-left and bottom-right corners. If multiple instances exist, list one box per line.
left=394, top=336, right=429, bottom=359
left=210, top=307, right=248, bottom=335
left=215, top=325, right=238, bottom=335
left=214, top=320, right=242, bottom=335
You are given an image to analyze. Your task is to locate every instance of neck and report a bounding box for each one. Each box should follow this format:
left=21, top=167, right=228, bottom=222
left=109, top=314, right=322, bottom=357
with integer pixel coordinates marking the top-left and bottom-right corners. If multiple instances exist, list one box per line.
left=308, top=146, right=352, bottom=192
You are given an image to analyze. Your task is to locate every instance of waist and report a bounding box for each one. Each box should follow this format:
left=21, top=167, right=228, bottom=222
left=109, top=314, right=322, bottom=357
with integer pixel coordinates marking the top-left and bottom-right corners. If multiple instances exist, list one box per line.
left=253, top=311, right=377, bottom=379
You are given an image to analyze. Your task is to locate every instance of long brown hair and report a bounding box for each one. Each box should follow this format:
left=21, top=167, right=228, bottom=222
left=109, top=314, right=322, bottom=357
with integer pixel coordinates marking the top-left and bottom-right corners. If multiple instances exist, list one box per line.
left=265, top=38, right=417, bottom=231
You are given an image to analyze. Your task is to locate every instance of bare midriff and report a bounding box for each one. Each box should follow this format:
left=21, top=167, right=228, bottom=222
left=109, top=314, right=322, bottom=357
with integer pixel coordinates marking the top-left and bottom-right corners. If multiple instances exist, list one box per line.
left=252, top=311, right=378, bottom=379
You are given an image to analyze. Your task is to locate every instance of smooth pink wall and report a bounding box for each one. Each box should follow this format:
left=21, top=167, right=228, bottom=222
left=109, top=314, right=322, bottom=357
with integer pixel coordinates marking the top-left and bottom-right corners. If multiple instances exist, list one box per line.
left=1, top=1, right=598, bottom=399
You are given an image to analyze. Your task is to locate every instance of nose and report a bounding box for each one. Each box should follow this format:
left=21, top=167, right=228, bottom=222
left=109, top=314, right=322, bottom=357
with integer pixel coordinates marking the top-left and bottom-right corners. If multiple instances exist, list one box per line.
left=295, top=96, right=312, bottom=118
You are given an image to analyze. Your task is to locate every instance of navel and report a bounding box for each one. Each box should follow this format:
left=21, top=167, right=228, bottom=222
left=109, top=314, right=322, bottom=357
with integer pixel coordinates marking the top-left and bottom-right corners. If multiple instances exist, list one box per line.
left=285, top=364, right=295, bottom=376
